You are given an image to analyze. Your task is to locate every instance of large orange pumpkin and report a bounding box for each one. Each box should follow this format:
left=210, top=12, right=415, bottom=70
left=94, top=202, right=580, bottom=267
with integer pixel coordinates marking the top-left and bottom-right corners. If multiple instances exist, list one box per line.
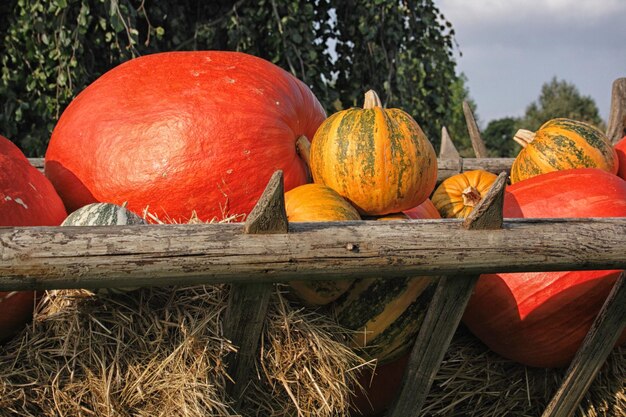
left=0, top=134, right=67, bottom=343
left=45, top=51, right=326, bottom=222
left=616, top=136, right=626, bottom=180
left=284, top=183, right=361, bottom=305
left=463, top=168, right=626, bottom=368
left=309, top=90, right=437, bottom=215
left=430, top=170, right=497, bottom=218
left=510, top=118, right=617, bottom=184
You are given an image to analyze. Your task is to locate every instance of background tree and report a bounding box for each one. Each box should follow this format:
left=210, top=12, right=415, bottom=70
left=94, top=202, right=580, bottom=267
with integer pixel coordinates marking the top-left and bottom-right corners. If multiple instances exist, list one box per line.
left=482, top=117, right=521, bottom=158
left=519, top=77, right=605, bottom=132
left=0, top=0, right=461, bottom=157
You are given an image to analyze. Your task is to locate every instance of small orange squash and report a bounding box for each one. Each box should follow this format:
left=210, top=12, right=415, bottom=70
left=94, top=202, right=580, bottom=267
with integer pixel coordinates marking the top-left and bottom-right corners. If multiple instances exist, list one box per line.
left=510, top=118, right=617, bottom=183
left=284, top=183, right=361, bottom=305
left=310, top=90, right=437, bottom=215
left=431, top=170, right=497, bottom=218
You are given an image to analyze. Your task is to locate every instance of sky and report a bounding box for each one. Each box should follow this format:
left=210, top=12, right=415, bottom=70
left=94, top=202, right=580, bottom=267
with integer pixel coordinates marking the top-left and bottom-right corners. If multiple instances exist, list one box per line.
left=435, top=0, right=626, bottom=127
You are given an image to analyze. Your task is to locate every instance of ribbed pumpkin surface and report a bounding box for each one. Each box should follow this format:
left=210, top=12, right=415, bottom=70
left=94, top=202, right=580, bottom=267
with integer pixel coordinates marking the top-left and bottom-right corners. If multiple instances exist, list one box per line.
left=510, top=118, right=617, bottom=183
left=431, top=170, right=497, bottom=218
left=330, top=207, right=440, bottom=363
left=284, top=183, right=361, bottom=305
left=463, top=168, right=626, bottom=368
left=309, top=91, right=437, bottom=215
left=45, top=51, right=326, bottom=223
left=1, top=135, right=67, bottom=343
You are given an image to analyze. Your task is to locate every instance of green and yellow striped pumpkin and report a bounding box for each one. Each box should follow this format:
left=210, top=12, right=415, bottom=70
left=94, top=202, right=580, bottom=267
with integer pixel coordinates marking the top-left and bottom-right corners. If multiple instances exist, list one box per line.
left=309, top=90, right=437, bottom=216
left=332, top=275, right=436, bottom=363
left=510, top=118, right=618, bottom=184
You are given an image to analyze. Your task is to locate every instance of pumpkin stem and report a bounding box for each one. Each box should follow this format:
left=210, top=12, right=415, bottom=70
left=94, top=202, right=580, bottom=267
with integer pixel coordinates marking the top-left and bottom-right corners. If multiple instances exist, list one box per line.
left=513, top=129, right=536, bottom=148
left=461, top=186, right=482, bottom=207
left=295, top=135, right=312, bottom=171
left=363, top=90, right=383, bottom=109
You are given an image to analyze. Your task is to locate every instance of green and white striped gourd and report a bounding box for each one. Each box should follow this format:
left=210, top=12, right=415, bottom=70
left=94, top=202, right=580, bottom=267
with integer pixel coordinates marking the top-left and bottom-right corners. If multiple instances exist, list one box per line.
left=62, top=202, right=146, bottom=293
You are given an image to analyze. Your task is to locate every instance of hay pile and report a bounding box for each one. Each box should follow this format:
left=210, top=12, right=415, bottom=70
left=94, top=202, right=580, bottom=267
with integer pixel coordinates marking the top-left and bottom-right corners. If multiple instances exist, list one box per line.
left=0, top=284, right=623, bottom=417
left=423, top=326, right=625, bottom=417
left=0, top=286, right=367, bottom=417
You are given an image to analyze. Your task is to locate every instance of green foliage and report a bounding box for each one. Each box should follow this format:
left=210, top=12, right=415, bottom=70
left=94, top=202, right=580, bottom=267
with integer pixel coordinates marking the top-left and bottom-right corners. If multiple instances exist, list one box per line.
left=444, top=73, right=477, bottom=157
left=1, top=0, right=460, bottom=156
left=520, top=77, right=605, bottom=132
left=482, top=117, right=522, bottom=158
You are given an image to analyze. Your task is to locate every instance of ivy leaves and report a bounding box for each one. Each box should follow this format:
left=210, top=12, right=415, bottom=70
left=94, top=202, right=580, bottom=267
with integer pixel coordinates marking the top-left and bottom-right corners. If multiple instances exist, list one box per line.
left=1, top=0, right=459, bottom=156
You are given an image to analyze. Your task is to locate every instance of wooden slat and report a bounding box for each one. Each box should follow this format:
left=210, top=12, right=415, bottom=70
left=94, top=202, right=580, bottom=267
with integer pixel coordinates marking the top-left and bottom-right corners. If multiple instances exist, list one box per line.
left=463, top=101, right=489, bottom=158
left=388, top=172, right=508, bottom=417
left=541, top=271, right=626, bottom=417
left=606, top=77, right=626, bottom=144
left=0, top=217, right=625, bottom=291
left=439, top=126, right=461, bottom=159
left=223, top=170, right=288, bottom=405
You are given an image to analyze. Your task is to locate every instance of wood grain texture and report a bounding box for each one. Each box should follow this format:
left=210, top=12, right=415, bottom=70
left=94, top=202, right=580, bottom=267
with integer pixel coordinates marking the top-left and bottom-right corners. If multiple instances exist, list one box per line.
left=224, top=170, right=287, bottom=404
left=388, top=169, right=508, bottom=417
left=439, top=126, right=460, bottom=159
left=463, top=101, right=488, bottom=158
left=1, top=218, right=625, bottom=291
left=541, top=271, right=626, bottom=417
left=606, top=77, right=626, bottom=144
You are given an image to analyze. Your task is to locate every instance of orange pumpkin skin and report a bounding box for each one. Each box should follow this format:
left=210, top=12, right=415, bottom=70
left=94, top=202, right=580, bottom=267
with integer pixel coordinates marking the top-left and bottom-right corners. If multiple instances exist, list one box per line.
left=309, top=91, right=437, bottom=216
left=463, top=168, right=626, bottom=368
left=510, top=118, right=618, bottom=184
left=616, top=136, right=626, bottom=180
left=285, top=183, right=361, bottom=305
left=403, top=198, right=440, bottom=220
left=45, top=51, right=326, bottom=222
left=430, top=170, right=497, bottom=218
left=0, top=135, right=67, bottom=343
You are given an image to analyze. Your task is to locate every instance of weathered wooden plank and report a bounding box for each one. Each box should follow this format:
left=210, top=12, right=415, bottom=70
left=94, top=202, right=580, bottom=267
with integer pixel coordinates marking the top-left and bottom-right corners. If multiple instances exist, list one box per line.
left=606, top=77, right=626, bottom=144
left=463, top=101, right=489, bottom=158
left=224, top=170, right=287, bottom=404
left=388, top=172, right=508, bottom=417
left=541, top=271, right=626, bottom=417
left=0, top=218, right=625, bottom=291
left=439, top=126, right=461, bottom=159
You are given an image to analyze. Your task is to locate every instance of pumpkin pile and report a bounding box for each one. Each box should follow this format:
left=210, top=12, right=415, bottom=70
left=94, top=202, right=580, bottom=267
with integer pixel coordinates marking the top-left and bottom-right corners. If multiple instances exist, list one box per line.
left=1, top=49, right=625, bottom=417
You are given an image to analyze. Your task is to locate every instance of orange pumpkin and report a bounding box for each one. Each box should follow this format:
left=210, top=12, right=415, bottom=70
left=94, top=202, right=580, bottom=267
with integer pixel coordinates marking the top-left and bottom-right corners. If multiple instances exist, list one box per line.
left=430, top=170, right=497, bottom=218
left=309, top=90, right=437, bottom=215
left=284, top=183, right=361, bottom=305
left=615, top=136, right=626, bottom=180
left=510, top=118, right=617, bottom=183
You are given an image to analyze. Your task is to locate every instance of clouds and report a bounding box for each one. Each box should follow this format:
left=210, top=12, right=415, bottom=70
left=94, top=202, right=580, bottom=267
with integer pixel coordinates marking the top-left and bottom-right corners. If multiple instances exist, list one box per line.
left=436, top=0, right=626, bottom=124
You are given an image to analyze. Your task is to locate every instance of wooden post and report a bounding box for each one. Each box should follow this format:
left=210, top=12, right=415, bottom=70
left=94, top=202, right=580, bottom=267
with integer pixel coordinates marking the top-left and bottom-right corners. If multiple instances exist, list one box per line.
left=541, top=271, right=626, bottom=417
left=388, top=172, right=508, bottom=417
left=606, top=77, right=626, bottom=144
left=463, top=101, right=489, bottom=158
left=439, top=126, right=461, bottom=159
left=223, top=170, right=288, bottom=405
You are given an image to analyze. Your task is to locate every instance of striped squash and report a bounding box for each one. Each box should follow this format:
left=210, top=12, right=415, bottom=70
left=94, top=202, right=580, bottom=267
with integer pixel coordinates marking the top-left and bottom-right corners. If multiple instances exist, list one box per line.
left=431, top=170, right=497, bottom=218
left=330, top=209, right=439, bottom=363
left=62, top=202, right=146, bottom=226
left=309, top=90, right=437, bottom=215
left=510, top=118, right=618, bottom=183
left=285, top=183, right=361, bottom=305
left=62, top=202, right=146, bottom=293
